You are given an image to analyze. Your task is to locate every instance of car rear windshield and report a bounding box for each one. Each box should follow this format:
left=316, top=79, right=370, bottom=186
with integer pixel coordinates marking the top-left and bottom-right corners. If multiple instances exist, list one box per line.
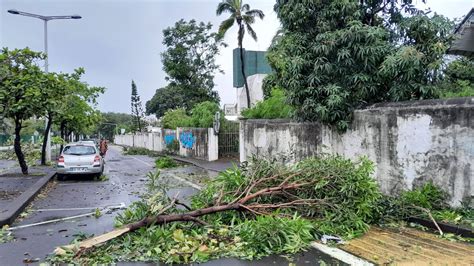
left=63, top=145, right=96, bottom=155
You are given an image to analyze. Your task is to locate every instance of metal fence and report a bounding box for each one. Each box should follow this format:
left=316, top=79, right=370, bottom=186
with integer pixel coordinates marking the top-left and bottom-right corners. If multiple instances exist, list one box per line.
left=218, top=121, right=239, bottom=158
left=0, top=134, right=41, bottom=145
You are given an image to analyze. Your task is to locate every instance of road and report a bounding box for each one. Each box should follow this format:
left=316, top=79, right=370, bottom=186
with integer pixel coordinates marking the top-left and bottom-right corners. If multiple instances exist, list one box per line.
left=0, top=146, right=343, bottom=265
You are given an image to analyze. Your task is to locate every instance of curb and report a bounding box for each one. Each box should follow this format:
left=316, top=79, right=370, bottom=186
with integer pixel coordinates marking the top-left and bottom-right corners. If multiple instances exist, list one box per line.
left=169, top=156, right=237, bottom=173
left=169, top=156, right=222, bottom=173
left=0, top=170, right=56, bottom=227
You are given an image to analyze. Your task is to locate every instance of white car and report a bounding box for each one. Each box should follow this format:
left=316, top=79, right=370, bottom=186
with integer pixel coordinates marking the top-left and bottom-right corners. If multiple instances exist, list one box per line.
left=56, top=142, right=104, bottom=180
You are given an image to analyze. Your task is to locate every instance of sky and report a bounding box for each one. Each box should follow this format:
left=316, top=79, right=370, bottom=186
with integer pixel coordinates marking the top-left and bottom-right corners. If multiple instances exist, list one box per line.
left=0, top=0, right=472, bottom=114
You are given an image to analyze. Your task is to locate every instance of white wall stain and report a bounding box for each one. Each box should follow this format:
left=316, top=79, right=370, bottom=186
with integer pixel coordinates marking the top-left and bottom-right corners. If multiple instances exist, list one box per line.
left=396, top=114, right=432, bottom=190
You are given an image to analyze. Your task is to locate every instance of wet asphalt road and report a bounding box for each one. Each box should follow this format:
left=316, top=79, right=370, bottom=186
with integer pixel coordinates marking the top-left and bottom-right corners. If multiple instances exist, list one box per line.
left=0, top=146, right=343, bottom=265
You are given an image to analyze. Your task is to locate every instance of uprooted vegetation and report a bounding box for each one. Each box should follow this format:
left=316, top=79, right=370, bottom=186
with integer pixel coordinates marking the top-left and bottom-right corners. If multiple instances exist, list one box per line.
left=155, top=156, right=178, bottom=169
left=122, top=147, right=159, bottom=156
left=50, top=155, right=472, bottom=264
left=376, top=182, right=474, bottom=236
left=0, top=143, right=41, bottom=166
left=51, top=155, right=381, bottom=264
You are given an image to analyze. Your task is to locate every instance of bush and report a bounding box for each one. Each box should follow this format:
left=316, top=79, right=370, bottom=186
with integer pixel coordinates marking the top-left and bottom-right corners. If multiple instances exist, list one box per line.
left=374, top=181, right=450, bottom=224
left=241, top=89, right=292, bottom=119
left=155, top=156, right=178, bottom=169
left=439, top=80, right=474, bottom=98
left=161, top=108, right=192, bottom=129
left=124, top=147, right=155, bottom=156
left=190, top=101, right=220, bottom=128
left=400, top=181, right=449, bottom=210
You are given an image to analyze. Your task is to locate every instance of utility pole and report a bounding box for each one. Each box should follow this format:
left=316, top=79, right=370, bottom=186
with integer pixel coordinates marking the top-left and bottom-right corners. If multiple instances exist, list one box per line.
left=7, top=9, right=81, bottom=162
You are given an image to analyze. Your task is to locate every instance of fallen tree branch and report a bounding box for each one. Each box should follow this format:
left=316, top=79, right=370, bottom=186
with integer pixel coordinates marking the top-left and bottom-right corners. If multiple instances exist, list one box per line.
left=54, top=178, right=318, bottom=256
left=412, top=205, right=443, bottom=236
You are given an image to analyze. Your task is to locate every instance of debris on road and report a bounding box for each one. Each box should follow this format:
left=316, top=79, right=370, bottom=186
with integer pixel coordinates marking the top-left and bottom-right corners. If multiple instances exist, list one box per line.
left=7, top=203, right=126, bottom=231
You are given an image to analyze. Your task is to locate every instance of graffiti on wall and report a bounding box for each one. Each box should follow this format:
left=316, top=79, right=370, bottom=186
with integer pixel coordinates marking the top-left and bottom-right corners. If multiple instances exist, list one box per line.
left=164, top=134, right=176, bottom=145
left=179, top=131, right=195, bottom=149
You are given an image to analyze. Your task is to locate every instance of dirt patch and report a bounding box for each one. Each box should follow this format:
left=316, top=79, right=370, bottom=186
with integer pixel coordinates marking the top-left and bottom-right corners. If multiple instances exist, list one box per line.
left=0, top=190, right=21, bottom=200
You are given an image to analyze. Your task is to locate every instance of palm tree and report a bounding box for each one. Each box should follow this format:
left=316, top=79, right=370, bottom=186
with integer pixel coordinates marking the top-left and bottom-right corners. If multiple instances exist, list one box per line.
left=216, top=0, right=264, bottom=109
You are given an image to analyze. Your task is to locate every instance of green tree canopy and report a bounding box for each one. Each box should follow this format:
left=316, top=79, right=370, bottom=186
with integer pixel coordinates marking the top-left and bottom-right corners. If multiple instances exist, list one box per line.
left=161, top=108, right=192, bottom=129
left=0, top=48, right=46, bottom=174
left=55, top=68, right=104, bottom=143
left=146, top=19, right=223, bottom=117
left=94, top=112, right=135, bottom=139
left=216, top=0, right=264, bottom=108
left=267, top=0, right=455, bottom=130
left=190, top=101, right=220, bottom=128
left=131, top=80, right=144, bottom=132
left=438, top=57, right=474, bottom=98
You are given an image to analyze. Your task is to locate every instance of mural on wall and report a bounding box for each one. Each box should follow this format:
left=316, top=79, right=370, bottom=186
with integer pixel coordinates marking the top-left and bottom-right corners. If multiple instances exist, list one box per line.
left=164, top=134, right=176, bottom=145
left=180, top=131, right=195, bottom=149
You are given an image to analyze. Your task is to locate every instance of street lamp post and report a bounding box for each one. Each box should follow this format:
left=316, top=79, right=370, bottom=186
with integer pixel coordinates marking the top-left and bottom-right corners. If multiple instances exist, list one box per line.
left=7, top=9, right=81, bottom=163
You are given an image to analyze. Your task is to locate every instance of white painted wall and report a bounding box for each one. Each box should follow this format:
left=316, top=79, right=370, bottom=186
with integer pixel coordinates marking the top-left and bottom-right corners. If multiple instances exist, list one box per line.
left=236, top=74, right=266, bottom=112
left=240, top=98, right=474, bottom=206
left=208, top=128, right=219, bottom=161
left=114, top=127, right=218, bottom=162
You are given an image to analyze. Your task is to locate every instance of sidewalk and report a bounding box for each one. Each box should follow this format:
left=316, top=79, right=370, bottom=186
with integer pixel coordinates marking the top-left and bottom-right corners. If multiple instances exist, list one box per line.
left=170, top=156, right=238, bottom=173
left=0, top=163, right=56, bottom=226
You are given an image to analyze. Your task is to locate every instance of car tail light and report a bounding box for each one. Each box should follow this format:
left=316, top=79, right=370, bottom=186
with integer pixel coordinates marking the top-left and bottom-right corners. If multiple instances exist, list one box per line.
left=93, top=155, right=101, bottom=164
left=58, top=156, right=64, bottom=163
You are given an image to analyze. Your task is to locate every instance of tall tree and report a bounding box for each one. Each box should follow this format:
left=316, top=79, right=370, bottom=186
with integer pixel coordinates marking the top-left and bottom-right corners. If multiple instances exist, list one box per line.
left=268, top=0, right=454, bottom=131
left=216, top=0, right=264, bottom=109
left=94, top=112, right=135, bottom=140
left=55, top=69, right=104, bottom=148
left=131, top=80, right=144, bottom=132
left=40, top=72, right=67, bottom=165
left=0, top=48, right=46, bottom=174
left=146, top=20, right=223, bottom=117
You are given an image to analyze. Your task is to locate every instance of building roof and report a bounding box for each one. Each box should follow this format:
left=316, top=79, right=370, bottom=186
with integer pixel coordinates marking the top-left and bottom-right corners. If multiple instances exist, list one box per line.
left=448, top=8, right=474, bottom=57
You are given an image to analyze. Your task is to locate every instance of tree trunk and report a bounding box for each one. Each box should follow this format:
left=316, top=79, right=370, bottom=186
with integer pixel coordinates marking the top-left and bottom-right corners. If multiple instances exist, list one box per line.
left=59, top=121, right=65, bottom=153
left=67, top=131, right=72, bottom=143
left=240, top=46, right=251, bottom=108
left=41, top=114, right=53, bottom=165
left=13, top=118, right=28, bottom=175
left=238, top=24, right=251, bottom=109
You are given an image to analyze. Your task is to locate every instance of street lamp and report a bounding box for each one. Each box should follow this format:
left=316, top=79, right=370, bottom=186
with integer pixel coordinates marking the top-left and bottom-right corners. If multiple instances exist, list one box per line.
left=8, top=9, right=81, bottom=162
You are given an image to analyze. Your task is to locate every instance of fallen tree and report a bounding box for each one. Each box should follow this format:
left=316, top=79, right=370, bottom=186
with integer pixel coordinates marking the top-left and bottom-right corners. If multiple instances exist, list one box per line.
left=53, top=155, right=382, bottom=263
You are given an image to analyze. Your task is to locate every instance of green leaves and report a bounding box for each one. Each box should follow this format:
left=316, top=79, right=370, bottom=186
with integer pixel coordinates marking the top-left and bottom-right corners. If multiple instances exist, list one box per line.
left=267, top=1, right=457, bottom=131
left=242, top=88, right=292, bottom=119
left=146, top=19, right=222, bottom=117
left=155, top=156, right=178, bottom=169
left=190, top=101, right=221, bottom=128
left=161, top=108, right=192, bottom=129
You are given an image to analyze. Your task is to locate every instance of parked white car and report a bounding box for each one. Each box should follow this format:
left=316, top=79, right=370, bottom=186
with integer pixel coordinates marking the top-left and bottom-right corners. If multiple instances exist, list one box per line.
left=56, top=142, right=104, bottom=180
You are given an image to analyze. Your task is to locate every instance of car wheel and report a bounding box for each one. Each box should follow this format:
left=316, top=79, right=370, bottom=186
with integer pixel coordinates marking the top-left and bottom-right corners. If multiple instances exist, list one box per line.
left=57, top=174, right=65, bottom=181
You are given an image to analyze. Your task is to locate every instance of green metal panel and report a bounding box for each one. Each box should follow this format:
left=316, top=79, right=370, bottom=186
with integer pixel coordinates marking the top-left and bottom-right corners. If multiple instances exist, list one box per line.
left=233, top=48, right=272, bottom=88
left=0, top=134, right=10, bottom=145
left=0, top=134, right=41, bottom=145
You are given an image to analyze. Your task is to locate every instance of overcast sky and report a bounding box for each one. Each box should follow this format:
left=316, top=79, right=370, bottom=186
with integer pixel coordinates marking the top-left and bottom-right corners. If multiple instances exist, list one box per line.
left=1, top=0, right=472, bottom=114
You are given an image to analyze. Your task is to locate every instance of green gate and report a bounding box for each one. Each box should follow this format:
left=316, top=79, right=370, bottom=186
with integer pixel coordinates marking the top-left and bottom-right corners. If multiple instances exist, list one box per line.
left=218, top=121, right=239, bottom=158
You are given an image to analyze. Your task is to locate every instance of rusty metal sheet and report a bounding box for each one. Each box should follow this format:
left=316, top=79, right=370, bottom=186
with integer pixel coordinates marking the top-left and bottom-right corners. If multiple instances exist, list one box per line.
left=340, top=226, right=474, bottom=265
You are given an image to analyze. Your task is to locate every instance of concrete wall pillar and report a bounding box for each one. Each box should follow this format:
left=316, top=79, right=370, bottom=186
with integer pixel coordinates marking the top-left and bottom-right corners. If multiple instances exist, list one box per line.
left=208, top=128, right=218, bottom=161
